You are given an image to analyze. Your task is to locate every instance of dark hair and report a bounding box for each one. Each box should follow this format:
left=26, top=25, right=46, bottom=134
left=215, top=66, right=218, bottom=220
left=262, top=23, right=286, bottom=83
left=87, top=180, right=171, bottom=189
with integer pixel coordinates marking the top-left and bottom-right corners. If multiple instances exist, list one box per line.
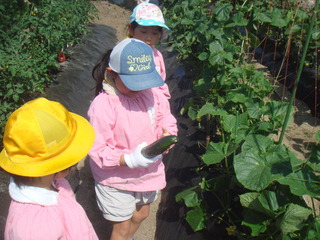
left=9, top=166, right=74, bottom=188
left=10, top=174, right=33, bottom=188
left=92, top=49, right=113, bottom=96
left=128, top=21, right=163, bottom=38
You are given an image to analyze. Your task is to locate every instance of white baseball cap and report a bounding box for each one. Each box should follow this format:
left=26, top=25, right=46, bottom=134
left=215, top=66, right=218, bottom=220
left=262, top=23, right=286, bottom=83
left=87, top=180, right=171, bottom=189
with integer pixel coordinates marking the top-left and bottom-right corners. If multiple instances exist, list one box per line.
left=130, top=2, right=170, bottom=30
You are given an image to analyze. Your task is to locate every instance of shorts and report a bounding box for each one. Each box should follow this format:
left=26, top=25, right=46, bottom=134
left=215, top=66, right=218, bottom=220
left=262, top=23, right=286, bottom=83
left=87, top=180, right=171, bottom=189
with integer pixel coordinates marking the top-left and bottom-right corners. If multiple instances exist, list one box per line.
left=95, top=182, right=158, bottom=221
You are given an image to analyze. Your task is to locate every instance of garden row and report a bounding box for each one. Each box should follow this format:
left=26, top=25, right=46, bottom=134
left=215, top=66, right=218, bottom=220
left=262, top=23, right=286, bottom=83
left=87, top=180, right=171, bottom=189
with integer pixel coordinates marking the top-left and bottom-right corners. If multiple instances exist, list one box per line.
left=0, top=0, right=97, bottom=140
left=161, top=0, right=320, bottom=239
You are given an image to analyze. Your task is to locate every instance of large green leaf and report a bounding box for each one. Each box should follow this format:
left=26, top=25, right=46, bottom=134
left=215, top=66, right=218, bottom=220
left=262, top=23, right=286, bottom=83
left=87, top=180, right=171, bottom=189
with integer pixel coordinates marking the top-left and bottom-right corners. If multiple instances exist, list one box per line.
left=241, top=208, right=270, bottom=236
left=186, top=206, right=206, bottom=232
left=235, top=151, right=291, bottom=191
left=197, top=103, right=228, bottom=117
left=222, top=112, right=249, bottom=133
left=302, top=215, right=320, bottom=240
left=213, top=4, right=233, bottom=22
left=262, top=100, right=293, bottom=128
left=226, top=91, right=248, bottom=104
left=187, top=105, right=198, bottom=120
left=235, top=136, right=292, bottom=191
left=193, top=78, right=215, bottom=96
left=277, top=167, right=320, bottom=197
left=241, top=135, right=273, bottom=154
left=203, top=141, right=238, bottom=165
left=279, top=204, right=312, bottom=235
left=223, top=113, right=250, bottom=143
left=254, top=11, right=272, bottom=23
left=175, top=186, right=200, bottom=208
left=198, top=52, right=208, bottom=61
left=208, top=41, right=224, bottom=65
left=181, top=18, right=194, bottom=25
left=240, top=190, right=287, bottom=218
left=257, top=191, right=282, bottom=215
left=230, top=11, right=248, bottom=26
left=271, top=8, right=289, bottom=28
left=308, top=145, right=320, bottom=172
left=240, top=192, right=272, bottom=216
left=245, top=100, right=262, bottom=119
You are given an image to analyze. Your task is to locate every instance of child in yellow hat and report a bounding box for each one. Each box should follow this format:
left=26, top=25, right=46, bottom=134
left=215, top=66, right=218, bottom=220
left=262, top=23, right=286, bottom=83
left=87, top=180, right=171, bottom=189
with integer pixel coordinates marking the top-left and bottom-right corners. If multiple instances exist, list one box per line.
left=0, top=97, right=98, bottom=240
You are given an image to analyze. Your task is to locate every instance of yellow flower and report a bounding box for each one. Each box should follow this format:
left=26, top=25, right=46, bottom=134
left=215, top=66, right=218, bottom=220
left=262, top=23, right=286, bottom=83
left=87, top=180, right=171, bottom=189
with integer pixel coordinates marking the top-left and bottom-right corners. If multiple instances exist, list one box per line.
left=226, top=225, right=237, bottom=236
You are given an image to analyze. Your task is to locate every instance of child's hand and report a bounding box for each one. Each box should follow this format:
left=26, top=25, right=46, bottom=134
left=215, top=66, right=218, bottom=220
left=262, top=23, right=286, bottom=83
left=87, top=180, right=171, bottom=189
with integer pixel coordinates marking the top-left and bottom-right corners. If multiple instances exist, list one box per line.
left=161, top=126, right=173, bottom=155
left=124, top=142, right=162, bottom=168
left=161, top=126, right=170, bottom=137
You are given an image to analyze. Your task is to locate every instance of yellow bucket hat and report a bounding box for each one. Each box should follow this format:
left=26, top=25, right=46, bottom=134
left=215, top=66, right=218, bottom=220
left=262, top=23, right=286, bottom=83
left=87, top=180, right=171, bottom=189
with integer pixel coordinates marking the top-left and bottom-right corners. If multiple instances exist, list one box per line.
left=0, top=97, right=95, bottom=177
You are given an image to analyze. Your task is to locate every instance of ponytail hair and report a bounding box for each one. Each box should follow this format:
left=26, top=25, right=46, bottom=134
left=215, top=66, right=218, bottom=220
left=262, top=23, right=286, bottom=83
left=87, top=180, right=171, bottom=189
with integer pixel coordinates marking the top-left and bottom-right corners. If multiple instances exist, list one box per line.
left=92, top=49, right=113, bottom=96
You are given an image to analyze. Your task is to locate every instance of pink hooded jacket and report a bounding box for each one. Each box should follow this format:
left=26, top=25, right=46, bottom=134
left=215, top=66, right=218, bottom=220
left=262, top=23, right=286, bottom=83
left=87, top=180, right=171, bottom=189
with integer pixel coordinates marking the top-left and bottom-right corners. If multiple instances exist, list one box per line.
left=153, top=47, right=171, bottom=99
left=4, top=178, right=98, bottom=240
left=88, top=86, right=177, bottom=192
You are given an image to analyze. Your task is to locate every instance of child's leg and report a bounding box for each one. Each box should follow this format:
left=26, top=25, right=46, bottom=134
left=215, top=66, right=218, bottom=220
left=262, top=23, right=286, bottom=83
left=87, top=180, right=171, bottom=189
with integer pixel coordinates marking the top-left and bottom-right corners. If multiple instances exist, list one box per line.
left=110, top=220, right=131, bottom=240
left=94, top=183, right=157, bottom=239
left=128, top=204, right=150, bottom=237
left=111, top=204, right=150, bottom=240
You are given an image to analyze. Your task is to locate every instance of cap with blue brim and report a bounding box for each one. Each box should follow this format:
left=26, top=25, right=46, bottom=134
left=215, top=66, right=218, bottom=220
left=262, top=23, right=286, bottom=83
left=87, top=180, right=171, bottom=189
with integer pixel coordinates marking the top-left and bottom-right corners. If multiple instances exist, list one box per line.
left=130, top=2, right=170, bottom=30
left=109, top=38, right=164, bottom=91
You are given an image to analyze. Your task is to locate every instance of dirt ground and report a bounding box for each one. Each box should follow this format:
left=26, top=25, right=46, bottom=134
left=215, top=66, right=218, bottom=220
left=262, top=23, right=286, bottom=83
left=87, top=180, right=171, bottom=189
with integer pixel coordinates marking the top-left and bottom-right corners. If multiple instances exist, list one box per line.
left=91, top=1, right=131, bottom=43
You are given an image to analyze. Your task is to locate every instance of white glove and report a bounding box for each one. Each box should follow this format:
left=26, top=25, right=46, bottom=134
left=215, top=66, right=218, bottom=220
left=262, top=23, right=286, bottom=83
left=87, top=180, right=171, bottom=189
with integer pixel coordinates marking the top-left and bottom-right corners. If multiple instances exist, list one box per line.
left=124, top=142, right=162, bottom=168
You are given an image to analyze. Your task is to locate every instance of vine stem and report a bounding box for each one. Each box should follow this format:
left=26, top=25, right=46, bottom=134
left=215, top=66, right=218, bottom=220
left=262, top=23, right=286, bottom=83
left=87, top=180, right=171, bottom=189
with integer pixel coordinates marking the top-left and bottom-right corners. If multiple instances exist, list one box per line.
left=278, top=0, right=319, bottom=144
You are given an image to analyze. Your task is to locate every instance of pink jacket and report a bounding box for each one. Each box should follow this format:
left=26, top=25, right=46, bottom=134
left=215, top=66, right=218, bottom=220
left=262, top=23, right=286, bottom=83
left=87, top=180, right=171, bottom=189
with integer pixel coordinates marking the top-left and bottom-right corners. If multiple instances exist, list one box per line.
left=153, top=47, right=171, bottom=98
left=88, top=87, right=177, bottom=192
left=4, top=178, right=98, bottom=240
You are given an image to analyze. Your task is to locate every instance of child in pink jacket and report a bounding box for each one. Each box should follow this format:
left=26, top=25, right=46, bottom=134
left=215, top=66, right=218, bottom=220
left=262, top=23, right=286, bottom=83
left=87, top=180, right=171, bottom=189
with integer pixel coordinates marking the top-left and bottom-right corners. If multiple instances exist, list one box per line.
left=88, top=38, right=177, bottom=240
left=128, top=2, right=171, bottom=98
left=0, top=98, right=98, bottom=240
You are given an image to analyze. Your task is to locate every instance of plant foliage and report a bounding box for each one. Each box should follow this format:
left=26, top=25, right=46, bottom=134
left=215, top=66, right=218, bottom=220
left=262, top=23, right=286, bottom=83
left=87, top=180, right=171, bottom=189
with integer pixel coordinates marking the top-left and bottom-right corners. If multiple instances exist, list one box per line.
left=162, top=0, right=320, bottom=239
left=0, top=0, right=97, bottom=140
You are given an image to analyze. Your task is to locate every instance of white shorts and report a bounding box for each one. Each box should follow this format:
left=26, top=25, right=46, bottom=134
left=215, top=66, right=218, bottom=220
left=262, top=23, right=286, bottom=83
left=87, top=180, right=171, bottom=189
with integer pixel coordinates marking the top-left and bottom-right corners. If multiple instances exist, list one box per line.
left=95, top=182, right=158, bottom=221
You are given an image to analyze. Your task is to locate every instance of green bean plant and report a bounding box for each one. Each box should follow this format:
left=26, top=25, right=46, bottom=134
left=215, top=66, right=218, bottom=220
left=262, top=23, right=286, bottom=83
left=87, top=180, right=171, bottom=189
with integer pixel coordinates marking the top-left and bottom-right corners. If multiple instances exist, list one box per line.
left=162, top=0, right=320, bottom=239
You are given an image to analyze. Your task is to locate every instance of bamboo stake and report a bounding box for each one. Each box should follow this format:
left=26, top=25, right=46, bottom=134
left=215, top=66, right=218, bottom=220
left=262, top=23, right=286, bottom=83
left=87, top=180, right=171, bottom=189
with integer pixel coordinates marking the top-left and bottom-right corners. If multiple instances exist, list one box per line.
left=278, top=0, right=319, bottom=144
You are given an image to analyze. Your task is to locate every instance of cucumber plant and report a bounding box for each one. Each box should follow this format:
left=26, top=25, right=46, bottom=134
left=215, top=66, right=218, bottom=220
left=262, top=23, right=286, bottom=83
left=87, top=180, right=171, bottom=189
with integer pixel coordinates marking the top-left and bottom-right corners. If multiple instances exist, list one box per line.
left=162, top=0, right=320, bottom=239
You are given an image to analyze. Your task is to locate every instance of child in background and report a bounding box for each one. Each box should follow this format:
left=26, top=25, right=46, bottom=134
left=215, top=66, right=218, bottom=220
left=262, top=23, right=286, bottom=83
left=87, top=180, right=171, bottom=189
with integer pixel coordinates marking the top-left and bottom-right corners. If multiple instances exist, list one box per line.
left=136, top=0, right=159, bottom=5
left=88, top=38, right=177, bottom=240
left=128, top=2, right=170, bottom=98
left=136, top=0, right=148, bottom=4
left=0, top=97, right=98, bottom=240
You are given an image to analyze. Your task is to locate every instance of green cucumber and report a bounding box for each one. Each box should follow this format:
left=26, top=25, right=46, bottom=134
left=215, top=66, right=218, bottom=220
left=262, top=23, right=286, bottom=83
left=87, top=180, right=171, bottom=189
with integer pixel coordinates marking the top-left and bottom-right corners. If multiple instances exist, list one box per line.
left=141, top=135, right=178, bottom=158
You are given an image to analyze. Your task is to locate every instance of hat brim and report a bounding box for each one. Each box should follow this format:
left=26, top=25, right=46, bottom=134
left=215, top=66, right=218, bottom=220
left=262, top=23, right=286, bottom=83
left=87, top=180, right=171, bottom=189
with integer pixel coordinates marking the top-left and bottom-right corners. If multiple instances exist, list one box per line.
left=0, top=113, right=95, bottom=177
left=136, top=19, right=170, bottom=30
left=120, top=68, right=164, bottom=91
